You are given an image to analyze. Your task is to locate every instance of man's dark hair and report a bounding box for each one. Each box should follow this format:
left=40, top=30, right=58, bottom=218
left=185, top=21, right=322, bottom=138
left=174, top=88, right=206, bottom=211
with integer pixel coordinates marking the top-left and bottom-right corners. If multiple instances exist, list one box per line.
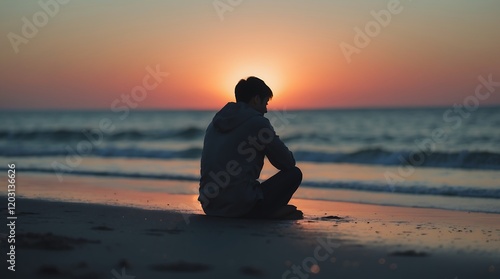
left=234, top=76, right=273, bottom=103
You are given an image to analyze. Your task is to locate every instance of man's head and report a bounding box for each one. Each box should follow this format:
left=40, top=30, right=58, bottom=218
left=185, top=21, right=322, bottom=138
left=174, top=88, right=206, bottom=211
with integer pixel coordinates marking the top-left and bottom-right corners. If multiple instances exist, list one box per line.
left=235, top=76, right=273, bottom=114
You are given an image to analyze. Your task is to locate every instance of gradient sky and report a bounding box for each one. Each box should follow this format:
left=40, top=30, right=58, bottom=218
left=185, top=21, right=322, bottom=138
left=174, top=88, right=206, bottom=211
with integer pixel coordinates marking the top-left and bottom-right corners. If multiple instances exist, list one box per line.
left=1, top=0, right=500, bottom=110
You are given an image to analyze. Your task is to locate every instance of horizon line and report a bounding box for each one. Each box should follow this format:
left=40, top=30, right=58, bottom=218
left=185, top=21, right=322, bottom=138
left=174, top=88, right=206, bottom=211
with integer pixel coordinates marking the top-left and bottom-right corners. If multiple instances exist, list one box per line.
left=1, top=104, right=500, bottom=112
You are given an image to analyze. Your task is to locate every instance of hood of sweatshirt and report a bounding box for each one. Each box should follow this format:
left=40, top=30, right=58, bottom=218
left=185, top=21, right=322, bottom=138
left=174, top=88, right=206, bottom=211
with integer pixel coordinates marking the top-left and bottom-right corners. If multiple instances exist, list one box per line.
left=212, top=102, right=261, bottom=133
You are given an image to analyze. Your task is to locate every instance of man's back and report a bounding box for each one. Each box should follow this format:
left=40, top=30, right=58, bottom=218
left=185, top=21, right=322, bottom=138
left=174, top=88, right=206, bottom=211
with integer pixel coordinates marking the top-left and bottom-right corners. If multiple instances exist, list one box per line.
left=199, top=102, right=295, bottom=217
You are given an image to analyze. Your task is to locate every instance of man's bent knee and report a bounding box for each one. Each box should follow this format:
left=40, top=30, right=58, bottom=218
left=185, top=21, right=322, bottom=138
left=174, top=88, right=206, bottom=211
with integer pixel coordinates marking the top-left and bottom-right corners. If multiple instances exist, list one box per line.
left=290, top=166, right=302, bottom=184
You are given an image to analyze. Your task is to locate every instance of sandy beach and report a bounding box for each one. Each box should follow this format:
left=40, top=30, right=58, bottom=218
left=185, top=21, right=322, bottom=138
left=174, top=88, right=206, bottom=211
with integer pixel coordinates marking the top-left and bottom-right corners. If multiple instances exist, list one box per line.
left=1, top=174, right=499, bottom=278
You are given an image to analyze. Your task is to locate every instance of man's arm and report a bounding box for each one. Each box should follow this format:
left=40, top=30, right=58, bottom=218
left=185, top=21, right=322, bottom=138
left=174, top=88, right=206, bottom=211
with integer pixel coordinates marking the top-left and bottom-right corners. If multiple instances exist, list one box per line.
left=265, top=133, right=296, bottom=170
left=258, top=117, right=295, bottom=170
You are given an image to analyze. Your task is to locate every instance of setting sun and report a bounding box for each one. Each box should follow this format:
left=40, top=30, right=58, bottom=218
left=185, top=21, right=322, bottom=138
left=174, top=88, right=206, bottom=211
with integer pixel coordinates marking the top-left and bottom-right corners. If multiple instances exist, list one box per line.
left=217, top=63, right=286, bottom=103
left=1, top=0, right=499, bottom=111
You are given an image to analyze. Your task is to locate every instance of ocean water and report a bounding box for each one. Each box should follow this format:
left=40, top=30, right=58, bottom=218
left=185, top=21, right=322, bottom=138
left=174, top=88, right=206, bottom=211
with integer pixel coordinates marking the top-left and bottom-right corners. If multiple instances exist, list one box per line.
left=1, top=107, right=499, bottom=213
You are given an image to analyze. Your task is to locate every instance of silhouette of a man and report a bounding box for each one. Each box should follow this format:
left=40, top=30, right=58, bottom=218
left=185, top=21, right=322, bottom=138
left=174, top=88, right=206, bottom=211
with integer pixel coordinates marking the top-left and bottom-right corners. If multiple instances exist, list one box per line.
left=199, top=76, right=302, bottom=219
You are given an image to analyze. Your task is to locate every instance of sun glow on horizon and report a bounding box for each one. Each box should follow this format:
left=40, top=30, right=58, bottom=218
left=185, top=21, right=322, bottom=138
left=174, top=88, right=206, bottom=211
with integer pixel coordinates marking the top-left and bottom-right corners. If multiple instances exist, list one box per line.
left=216, top=63, right=287, bottom=103
left=1, top=1, right=499, bottom=110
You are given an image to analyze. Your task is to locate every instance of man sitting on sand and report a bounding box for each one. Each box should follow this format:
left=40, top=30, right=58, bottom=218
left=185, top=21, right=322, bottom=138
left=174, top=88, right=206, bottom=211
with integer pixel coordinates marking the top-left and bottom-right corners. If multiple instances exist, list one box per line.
left=198, top=76, right=303, bottom=219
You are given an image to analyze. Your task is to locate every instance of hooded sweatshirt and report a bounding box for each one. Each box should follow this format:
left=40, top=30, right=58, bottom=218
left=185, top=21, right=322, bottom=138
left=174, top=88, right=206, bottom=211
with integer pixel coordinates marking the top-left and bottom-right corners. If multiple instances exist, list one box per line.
left=199, top=102, right=296, bottom=217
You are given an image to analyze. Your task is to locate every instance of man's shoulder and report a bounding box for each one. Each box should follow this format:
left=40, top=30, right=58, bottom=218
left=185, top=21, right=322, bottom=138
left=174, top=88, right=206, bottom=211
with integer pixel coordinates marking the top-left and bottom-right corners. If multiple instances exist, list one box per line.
left=245, top=114, right=272, bottom=129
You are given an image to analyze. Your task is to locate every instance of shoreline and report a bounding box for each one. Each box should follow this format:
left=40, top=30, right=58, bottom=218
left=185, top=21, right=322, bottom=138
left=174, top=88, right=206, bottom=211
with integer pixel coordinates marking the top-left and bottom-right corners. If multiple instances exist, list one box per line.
left=6, top=171, right=500, bottom=215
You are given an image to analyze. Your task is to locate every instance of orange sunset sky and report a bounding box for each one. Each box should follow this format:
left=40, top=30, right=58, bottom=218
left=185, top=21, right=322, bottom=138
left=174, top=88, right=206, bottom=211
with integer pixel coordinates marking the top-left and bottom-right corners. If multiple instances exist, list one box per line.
left=1, top=0, right=500, bottom=110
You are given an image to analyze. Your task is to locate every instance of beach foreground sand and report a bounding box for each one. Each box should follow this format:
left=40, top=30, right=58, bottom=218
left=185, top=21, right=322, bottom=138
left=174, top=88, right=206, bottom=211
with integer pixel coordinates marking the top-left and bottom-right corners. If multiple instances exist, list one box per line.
left=0, top=174, right=499, bottom=278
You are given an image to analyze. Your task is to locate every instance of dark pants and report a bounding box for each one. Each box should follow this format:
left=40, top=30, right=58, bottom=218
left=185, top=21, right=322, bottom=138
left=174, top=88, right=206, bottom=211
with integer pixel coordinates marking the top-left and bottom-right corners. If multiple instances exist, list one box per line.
left=244, top=166, right=302, bottom=218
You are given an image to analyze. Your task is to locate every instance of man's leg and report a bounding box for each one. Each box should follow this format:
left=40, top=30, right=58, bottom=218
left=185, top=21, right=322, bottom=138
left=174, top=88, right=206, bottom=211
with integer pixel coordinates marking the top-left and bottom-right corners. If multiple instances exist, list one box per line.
left=247, top=166, right=302, bottom=218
